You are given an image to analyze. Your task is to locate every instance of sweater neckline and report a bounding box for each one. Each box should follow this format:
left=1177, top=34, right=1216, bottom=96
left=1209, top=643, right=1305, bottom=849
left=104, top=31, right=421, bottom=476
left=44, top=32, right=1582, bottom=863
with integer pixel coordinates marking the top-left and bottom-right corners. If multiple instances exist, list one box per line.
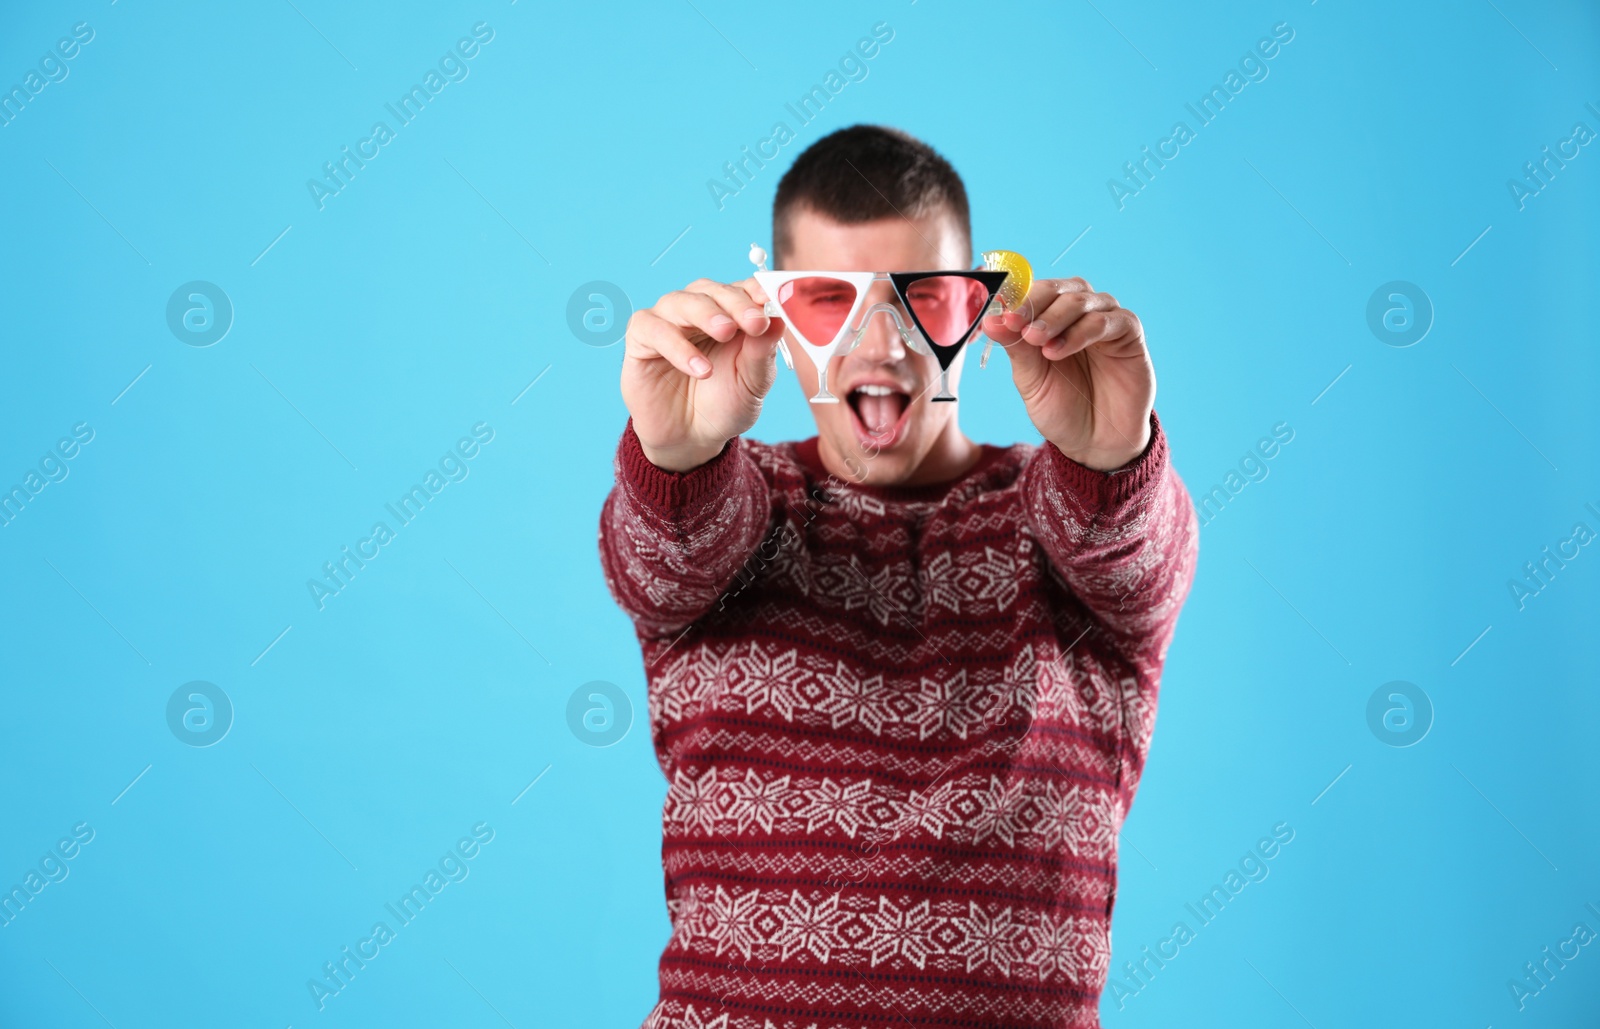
left=788, top=436, right=1011, bottom=502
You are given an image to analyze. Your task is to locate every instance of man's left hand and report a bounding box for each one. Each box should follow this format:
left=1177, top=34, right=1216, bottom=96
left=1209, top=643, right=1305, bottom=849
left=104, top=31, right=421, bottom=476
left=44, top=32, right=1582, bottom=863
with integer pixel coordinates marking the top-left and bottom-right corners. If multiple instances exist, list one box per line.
left=980, top=277, right=1155, bottom=472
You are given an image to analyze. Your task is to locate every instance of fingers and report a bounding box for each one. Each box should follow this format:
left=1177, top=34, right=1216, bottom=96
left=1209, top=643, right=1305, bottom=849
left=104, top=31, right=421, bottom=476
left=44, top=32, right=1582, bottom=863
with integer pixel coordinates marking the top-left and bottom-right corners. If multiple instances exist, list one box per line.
left=1002, top=323, right=1050, bottom=384
left=626, top=278, right=778, bottom=380
left=731, top=276, right=771, bottom=309
left=678, top=280, right=771, bottom=340
left=1001, top=277, right=1092, bottom=332
left=656, top=288, right=746, bottom=345
left=1051, top=307, right=1142, bottom=360
left=713, top=278, right=786, bottom=356
left=980, top=311, right=1025, bottom=347
left=985, top=277, right=1091, bottom=347
left=626, top=308, right=714, bottom=378
left=734, top=325, right=783, bottom=401
left=1013, top=287, right=1124, bottom=359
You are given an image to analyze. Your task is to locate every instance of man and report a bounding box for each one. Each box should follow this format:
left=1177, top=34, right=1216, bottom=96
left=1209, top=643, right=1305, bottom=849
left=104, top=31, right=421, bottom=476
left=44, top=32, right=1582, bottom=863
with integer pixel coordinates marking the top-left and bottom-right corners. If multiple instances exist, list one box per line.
left=599, top=125, right=1198, bottom=1029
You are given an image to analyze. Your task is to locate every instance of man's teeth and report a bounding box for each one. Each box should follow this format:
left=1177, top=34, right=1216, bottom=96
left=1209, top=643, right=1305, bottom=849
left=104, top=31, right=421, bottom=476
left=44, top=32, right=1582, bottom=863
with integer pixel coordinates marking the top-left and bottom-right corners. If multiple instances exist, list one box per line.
left=856, top=384, right=896, bottom=396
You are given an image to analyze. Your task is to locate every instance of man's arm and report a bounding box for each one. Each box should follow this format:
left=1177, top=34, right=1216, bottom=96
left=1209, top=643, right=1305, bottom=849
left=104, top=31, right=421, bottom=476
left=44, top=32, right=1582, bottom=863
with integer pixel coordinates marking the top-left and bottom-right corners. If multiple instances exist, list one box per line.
left=599, top=272, right=787, bottom=638
left=986, top=275, right=1197, bottom=777
left=1017, top=410, right=1198, bottom=675
left=598, top=418, right=772, bottom=640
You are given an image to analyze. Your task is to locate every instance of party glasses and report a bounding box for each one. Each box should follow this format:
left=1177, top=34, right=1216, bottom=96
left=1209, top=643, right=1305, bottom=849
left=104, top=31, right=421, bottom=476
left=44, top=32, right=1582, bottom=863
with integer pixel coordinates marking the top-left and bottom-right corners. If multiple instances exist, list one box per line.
left=749, top=244, right=1031, bottom=403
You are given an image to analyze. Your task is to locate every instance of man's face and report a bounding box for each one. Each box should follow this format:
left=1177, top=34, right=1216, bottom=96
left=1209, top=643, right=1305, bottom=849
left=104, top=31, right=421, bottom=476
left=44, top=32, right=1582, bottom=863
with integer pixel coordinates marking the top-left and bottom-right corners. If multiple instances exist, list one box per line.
left=777, top=206, right=971, bottom=486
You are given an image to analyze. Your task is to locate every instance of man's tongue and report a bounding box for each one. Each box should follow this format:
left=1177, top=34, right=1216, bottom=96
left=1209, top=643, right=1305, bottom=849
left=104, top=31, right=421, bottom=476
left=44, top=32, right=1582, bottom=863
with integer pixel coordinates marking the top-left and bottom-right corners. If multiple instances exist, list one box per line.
left=857, top=392, right=906, bottom=436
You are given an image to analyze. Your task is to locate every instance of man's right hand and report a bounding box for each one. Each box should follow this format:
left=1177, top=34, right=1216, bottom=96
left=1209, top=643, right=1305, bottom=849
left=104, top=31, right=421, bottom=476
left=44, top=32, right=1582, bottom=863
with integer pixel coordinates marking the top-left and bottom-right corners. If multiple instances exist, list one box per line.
left=621, top=277, right=786, bottom=472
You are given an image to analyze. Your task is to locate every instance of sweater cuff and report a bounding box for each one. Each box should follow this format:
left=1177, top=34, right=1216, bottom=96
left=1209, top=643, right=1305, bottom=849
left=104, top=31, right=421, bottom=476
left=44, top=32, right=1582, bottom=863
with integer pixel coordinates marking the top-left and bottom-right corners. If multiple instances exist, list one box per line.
left=1037, top=410, right=1169, bottom=512
left=617, top=418, right=741, bottom=517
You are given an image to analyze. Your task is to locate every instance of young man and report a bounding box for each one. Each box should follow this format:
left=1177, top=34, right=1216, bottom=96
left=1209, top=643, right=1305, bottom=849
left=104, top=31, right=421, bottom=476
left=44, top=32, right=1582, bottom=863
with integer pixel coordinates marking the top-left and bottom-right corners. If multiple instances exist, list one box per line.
left=599, top=125, right=1198, bottom=1029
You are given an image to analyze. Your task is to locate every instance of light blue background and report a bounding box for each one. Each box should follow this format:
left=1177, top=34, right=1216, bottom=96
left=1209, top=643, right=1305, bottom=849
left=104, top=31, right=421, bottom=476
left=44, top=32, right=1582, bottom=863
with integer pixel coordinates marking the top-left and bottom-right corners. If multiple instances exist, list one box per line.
left=2, top=0, right=1597, bottom=1025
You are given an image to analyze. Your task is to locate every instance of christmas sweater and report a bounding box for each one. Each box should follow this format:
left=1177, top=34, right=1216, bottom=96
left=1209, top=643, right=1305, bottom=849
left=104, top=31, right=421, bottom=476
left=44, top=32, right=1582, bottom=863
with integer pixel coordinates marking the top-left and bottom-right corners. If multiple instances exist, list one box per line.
left=598, top=411, right=1198, bottom=1029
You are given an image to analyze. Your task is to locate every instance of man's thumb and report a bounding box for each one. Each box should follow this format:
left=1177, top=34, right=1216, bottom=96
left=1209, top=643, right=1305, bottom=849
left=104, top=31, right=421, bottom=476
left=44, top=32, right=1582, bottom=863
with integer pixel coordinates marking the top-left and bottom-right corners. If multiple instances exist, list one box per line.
left=736, top=326, right=782, bottom=399
left=1003, top=339, right=1051, bottom=394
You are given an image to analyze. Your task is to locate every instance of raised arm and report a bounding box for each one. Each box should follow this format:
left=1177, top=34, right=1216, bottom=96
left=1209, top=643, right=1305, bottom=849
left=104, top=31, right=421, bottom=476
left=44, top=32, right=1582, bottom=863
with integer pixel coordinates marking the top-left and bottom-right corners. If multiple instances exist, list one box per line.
left=597, top=274, right=788, bottom=639
left=1017, top=410, right=1198, bottom=673
left=988, top=274, right=1198, bottom=777
left=598, top=419, right=772, bottom=639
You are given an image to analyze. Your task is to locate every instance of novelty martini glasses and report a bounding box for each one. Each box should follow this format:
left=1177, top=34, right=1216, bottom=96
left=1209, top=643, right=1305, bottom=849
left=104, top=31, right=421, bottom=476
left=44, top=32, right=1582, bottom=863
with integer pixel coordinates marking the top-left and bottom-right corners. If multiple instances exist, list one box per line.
left=749, top=244, right=1034, bottom=403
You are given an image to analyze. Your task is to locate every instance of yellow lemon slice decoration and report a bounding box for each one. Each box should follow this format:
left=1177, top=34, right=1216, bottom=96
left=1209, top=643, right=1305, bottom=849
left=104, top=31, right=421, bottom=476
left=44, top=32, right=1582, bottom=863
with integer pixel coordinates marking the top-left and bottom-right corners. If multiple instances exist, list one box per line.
left=982, top=249, right=1033, bottom=312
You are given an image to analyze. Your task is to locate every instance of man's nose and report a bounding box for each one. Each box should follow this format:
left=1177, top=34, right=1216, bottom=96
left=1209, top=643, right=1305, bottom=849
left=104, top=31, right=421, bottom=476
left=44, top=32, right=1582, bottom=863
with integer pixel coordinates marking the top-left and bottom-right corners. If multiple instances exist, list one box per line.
left=851, top=301, right=908, bottom=365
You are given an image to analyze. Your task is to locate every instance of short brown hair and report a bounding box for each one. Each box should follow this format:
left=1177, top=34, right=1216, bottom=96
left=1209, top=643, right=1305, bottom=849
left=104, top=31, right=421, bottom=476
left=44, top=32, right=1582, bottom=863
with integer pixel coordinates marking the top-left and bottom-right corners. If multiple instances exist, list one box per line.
left=771, top=125, right=971, bottom=266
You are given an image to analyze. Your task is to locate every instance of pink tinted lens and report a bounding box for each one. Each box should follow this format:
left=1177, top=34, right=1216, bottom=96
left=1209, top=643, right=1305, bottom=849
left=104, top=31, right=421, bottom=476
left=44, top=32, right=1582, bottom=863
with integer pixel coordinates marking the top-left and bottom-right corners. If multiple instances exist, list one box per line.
left=776, top=277, right=857, bottom=349
left=903, top=276, right=989, bottom=349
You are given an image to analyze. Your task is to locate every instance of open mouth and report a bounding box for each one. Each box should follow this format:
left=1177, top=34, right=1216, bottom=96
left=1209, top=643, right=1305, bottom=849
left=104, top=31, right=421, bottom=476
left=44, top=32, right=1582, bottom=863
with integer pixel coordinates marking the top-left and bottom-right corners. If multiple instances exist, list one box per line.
left=846, top=383, right=913, bottom=448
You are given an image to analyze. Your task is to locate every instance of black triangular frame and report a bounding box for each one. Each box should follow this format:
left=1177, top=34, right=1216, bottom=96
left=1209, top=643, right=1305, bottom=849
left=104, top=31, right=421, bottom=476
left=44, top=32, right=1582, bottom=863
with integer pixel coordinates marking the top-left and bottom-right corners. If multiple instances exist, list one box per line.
left=888, top=270, right=1010, bottom=369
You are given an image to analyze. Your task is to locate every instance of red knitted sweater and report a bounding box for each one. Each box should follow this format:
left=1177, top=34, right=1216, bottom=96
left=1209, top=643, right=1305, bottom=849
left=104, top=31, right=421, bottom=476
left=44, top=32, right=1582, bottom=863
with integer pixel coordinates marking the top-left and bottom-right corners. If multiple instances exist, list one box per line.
left=598, top=411, right=1198, bottom=1029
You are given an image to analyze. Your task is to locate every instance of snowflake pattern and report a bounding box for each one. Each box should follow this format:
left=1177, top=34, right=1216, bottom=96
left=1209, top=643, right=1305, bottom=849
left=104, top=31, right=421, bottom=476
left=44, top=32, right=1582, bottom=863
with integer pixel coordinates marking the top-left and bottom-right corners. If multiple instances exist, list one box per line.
left=707, top=885, right=763, bottom=960
left=863, top=897, right=944, bottom=969
left=796, top=777, right=874, bottom=838
left=655, top=643, right=735, bottom=724
left=771, top=890, right=846, bottom=962
left=678, top=1005, right=730, bottom=1029
left=863, top=561, right=918, bottom=627
left=667, top=766, right=721, bottom=837
left=922, top=550, right=965, bottom=613
left=666, top=885, right=1111, bottom=987
left=912, top=668, right=981, bottom=740
left=1120, top=671, right=1156, bottom=752
left=805, top=537, right=1026, bottom=625
left=959, top=545, right=1020, bottom=611
left=1037, top=778, right=1115, bottom=858
left=1026, top=912, right=1082, bottom=981
left=731, top=642, right=805, bottom=721
left=812, top=556, right=874, bottom=618
left=725, top=769, right=792, bottom=835
left=663, top=767, right=1116, bottom=858
left=814, top=661, right=895, bottom=733
left=888, top=779, right=959, bottom=840
left=1066, top=920, right=1112, bottom=983
left=950, top=902, right=1025, bottom=975
left=1075, top=662, right=1123, bottom=736
left=967, top=775, right=1032, bottom=847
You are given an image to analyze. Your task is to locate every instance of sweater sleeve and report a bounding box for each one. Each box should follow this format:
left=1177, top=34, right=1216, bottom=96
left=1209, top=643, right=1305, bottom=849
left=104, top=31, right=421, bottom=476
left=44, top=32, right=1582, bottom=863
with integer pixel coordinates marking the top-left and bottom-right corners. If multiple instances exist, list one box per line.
left=597, top=418, right=773, bottom=641
left=1017, top=410, right=1199, bottom=680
